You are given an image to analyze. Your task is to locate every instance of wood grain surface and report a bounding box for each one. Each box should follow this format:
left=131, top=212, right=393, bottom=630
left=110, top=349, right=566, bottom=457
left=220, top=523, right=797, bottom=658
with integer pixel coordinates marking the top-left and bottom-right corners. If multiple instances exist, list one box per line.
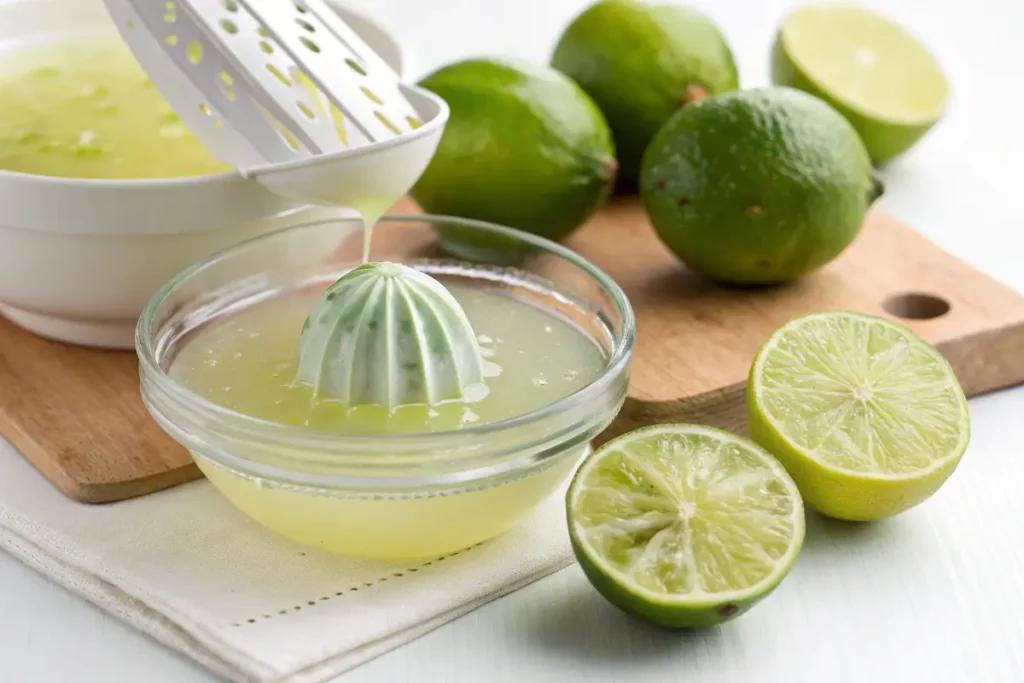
left=563, top=198, right=1024, bottom=442
left=3, top=196, right=1024, bottom=503
left=0, top=321, right=200, bottom=503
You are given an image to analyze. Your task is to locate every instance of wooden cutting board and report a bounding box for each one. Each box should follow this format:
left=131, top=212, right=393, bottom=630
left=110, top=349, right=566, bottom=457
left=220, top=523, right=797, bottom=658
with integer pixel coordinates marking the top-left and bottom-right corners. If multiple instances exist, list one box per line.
left=3, top=196, right=1024, bottom=503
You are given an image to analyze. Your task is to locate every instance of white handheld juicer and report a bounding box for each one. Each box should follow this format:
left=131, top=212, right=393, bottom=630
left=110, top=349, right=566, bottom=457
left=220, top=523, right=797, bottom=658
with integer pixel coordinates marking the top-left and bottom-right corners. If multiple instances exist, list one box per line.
left=101, top=0, right=448, bottom=212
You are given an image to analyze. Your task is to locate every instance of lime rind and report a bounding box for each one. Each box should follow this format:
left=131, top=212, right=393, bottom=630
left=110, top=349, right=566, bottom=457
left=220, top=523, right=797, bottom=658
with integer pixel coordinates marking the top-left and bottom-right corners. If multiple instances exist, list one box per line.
left=568, top=424, right=805, bottom=625
left=750, top=311, right=969, bottom=481
left=295, top=262, right=485, bottom=409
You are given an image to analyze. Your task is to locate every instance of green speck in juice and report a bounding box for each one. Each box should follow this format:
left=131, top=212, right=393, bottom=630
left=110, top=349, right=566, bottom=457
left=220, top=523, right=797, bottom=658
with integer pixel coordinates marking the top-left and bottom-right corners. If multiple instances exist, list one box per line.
left=77, top=84, right=109, bottom=100
left=15, top=129, right=43, bottom=144
left=72, top=130, right=106, bottom=157
left=159, top=108, right=180, bottom=123
left=0, top=36, right=231, bottom=179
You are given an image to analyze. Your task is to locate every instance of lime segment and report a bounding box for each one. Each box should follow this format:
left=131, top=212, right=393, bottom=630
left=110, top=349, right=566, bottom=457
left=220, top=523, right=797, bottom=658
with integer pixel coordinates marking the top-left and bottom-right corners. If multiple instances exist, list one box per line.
left=748, top=311, right=970, bottom=521
left=567, top=424, right=805, bottom=627
left=772, top=5, right=949, bottom=163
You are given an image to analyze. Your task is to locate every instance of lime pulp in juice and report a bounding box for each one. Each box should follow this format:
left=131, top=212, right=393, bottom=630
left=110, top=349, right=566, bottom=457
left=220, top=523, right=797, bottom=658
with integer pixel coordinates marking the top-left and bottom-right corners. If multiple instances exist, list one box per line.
left=170, top=283, right=608, bottom=557
left=0, top=35, right=230, bottom=179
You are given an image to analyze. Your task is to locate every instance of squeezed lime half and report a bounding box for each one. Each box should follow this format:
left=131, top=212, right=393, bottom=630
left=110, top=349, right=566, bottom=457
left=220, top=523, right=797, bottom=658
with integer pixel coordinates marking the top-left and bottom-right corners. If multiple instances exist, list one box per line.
left=771, top=4, right=949, bottom=164
left=567, top=424, right=805, bottom=627
left=748, top=311, right=970, bottom=522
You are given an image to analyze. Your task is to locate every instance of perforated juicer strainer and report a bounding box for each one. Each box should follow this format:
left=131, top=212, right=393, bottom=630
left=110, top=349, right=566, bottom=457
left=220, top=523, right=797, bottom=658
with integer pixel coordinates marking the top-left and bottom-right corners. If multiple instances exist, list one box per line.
left=102, top=0, right=448, bottom=216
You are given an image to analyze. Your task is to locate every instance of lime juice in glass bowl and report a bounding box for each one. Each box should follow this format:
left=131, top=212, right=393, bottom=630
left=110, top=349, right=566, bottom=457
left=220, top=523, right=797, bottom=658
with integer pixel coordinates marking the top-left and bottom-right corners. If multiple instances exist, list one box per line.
left=137, top=214, right=634, bottom=559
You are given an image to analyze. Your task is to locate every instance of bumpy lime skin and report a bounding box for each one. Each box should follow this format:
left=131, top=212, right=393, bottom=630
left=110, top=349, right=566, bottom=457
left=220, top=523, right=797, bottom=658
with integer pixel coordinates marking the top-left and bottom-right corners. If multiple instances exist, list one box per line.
left=640, top=87, right=883, bottom=285
left=412, top=57, right=616, bottom=261
left=551, top=0, right=738, bottom=187
left=771, top=35, right=942, bottom=166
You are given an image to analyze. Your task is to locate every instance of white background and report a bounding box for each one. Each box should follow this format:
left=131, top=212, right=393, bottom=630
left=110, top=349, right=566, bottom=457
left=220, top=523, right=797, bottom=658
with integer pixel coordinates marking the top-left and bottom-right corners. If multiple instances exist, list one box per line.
left=3, top=0, right=1024, bottom=681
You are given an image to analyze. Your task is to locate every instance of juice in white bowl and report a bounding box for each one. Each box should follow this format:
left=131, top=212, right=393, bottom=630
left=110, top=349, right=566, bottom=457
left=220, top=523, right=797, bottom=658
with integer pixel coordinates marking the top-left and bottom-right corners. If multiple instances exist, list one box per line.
left=0, top=36, right=230, bottom=179
left=139, top=216, right=634, bottom=560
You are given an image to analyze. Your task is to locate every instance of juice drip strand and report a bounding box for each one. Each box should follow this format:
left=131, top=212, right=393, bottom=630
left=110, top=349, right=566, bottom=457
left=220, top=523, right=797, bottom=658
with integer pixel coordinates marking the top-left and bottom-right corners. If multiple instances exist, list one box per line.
left=362, top=217, right=374, bottom=264
left=357, top=206, right=388, bottom=264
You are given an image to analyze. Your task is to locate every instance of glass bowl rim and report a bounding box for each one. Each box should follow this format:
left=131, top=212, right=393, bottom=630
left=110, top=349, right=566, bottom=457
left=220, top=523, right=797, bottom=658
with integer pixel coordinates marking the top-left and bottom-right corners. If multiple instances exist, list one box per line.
left=136, top=211, right=636, bottom=455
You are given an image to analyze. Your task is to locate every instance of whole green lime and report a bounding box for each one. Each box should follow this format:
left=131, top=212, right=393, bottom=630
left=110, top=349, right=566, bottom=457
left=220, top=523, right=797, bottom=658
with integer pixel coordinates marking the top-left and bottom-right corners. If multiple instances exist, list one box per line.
left=551, top=0, right=738, bottom=187
left=640, top=87, right=883, bottom=285
left=411, top=57, right=617, bottom=262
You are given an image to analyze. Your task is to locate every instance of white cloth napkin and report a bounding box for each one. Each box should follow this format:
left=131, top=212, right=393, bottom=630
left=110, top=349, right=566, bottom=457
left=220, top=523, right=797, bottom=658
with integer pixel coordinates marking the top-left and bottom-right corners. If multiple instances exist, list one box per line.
left=0, top=439, right=575, bottom=682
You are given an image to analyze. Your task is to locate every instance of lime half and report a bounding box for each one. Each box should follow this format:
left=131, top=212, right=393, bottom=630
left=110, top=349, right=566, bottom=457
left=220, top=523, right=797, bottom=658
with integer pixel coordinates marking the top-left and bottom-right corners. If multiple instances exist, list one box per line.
left=748, top=311, right=970, bottom=522
left=567, top=424, right=805, bottom=628
left=771, top=5, right=949, bottom=164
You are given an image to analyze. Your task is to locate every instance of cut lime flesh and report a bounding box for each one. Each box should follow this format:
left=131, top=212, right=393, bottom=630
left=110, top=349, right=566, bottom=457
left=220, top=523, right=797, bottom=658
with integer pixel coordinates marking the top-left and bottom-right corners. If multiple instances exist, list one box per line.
left=777, top=5, right=947, bottom=124
left=772, top=5, right=948, bottom=164
left=748, top=311, right=970, bottom=521
left=568, top=424, right=805, bottom=627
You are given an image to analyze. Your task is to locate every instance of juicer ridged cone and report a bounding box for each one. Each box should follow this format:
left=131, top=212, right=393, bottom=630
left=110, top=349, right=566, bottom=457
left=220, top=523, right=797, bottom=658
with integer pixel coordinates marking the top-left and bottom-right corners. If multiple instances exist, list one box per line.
left=295, top=262, right=486, bottom=410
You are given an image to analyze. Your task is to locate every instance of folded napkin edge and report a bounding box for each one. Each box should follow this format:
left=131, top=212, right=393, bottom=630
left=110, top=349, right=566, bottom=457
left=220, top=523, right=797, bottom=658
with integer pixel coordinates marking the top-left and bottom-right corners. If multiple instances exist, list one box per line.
left=275, top=553, right=576, bottom=683
left=0, top=500, right=578, bottom=683
left=0, top=509, right=270, bottom=682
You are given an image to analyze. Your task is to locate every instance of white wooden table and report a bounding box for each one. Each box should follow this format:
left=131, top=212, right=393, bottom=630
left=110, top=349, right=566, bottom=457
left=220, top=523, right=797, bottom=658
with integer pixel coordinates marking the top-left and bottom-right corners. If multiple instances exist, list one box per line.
left=3, top=0, right=1024, bottom=680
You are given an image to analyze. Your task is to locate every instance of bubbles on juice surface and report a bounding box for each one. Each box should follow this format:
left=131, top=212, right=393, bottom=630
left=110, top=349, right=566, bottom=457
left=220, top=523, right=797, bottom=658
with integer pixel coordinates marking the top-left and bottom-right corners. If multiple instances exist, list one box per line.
left=170, top=282, right=608, bottom=434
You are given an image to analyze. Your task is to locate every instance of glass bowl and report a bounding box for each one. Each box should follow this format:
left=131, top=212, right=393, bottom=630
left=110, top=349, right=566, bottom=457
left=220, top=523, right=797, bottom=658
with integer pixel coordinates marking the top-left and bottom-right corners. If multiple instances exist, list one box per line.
left=137, top=214, right=635, bottom=559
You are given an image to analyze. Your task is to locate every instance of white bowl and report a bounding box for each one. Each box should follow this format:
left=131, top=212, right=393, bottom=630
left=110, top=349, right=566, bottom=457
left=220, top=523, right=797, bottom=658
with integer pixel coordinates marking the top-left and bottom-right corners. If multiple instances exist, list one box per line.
left=0, top=0, right=411, bottom=348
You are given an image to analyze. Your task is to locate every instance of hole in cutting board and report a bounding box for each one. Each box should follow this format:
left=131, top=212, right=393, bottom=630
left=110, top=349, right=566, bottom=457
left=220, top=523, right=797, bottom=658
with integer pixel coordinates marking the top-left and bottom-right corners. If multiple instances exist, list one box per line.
left=883, top=293, right=951, bottom=320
